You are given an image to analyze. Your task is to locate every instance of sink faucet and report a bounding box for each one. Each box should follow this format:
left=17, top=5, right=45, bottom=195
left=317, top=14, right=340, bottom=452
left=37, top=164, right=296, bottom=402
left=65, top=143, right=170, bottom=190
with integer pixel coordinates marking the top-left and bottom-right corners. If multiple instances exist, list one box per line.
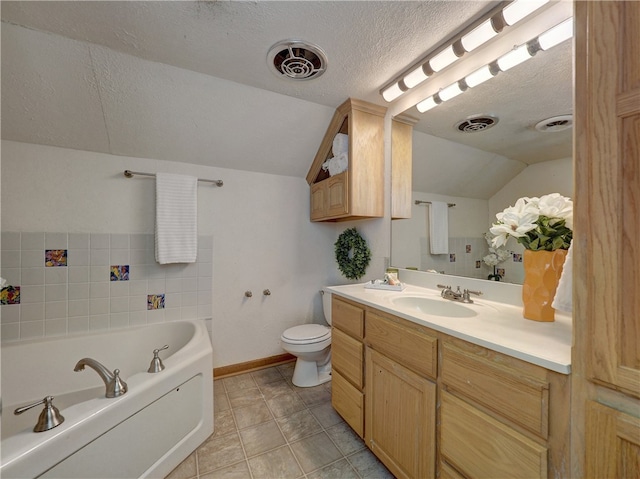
left=437, top=285, right=482, bottom=303
left=74, top=358, right=128, bottom=398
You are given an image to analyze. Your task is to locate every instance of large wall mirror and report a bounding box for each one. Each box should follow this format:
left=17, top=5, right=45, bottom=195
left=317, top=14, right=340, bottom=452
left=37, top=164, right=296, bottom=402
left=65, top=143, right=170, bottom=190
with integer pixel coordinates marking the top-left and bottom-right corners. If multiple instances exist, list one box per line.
left=390, top=35, right=573, bottom=284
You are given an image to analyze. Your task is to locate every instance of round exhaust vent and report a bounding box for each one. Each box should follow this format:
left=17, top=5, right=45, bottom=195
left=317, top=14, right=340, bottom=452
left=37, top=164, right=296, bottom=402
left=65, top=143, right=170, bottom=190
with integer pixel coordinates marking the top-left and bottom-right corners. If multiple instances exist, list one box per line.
left=267, top=40, right=327, bottom=81
left=455, top=115, right=499, bottom=133
left=535, top=115, right=573, bottom=132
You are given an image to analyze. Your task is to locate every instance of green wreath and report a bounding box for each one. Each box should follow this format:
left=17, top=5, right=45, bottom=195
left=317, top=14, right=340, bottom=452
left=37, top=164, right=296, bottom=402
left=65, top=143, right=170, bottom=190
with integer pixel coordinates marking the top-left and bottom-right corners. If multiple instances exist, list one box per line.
left=335, top=228, right=371, bottom=280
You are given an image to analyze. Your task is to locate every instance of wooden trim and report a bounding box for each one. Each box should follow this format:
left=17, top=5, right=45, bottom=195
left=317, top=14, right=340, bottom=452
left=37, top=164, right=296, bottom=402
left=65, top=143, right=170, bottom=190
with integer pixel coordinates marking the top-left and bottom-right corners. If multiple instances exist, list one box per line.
left=213, top=353, right=295, bottom=379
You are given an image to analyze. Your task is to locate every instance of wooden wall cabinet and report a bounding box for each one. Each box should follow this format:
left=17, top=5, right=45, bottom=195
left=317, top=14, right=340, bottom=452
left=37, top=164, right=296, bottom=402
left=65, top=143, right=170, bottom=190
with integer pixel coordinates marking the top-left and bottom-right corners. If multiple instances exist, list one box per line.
left=391, top=114, right=418, bottom=220
left=306, top=99, right=386, bottom=222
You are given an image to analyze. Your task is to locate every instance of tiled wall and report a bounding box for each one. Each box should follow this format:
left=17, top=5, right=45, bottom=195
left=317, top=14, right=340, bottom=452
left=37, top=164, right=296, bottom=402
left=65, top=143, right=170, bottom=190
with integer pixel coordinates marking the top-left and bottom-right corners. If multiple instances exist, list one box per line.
left=418, top=236, right=525, bottom=283
left=1, top=232, right=212, bottom=342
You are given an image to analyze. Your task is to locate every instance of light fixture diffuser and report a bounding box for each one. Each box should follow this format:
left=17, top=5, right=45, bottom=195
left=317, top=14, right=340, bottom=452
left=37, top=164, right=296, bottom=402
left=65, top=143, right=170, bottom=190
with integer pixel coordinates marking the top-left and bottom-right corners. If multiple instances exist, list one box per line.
left=382, top=82, right=405, bottom=102
left=538, top=17, right=573, bottom=50
left=461, top=19, right=498, bottom=52
left=497, top=44, right=533, bottom=71
left=439, top=82, right=465, bottom=102
left=403, top=64, right=430, bottom=89
left=502, top=0, right=549, bottom=26
left=416, top=96, right=439, bottom=113
left=429, top=45, right=460, bottom=72
left=465, top=64, right=497, bottom=88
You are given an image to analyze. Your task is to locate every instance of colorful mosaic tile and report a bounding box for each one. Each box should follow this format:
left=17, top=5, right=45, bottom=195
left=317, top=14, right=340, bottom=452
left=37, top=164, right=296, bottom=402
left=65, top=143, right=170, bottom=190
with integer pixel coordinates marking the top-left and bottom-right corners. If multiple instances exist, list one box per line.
left=466, top=244, right=472, bottom=253
left=449, top=254, right=456, bottom=262
left=497, top=268, right=506, bottom=277
left=0, top=286, right=20, bottom=305
left=147, top=294, right=165, bottom=310
left=513, top=253, right=523, bottom=263
left=110, top=265, right=130, bottom=281
left=475, top=260, right=482, bottom=269
left=45, top=249, right=67, bottom=267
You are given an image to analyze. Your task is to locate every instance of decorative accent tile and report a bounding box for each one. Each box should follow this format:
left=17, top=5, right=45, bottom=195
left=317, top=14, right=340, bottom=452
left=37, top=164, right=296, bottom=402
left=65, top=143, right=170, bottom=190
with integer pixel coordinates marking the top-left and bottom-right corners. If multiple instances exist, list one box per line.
left=497, top=268, right=506, bottom=277
left=475, top=260, right=482, bottom=269
left=466, top=244, right=472, bottom=253
left=513, top=253, right=523, bottom=262
left=449, top=254, right=456, bottom=262
left=45, top=250, right=67, bottom=267
left=110, top=265, right=130, bottom=281
left=147, top=294, right=165, bottom=310
left=0, top=286, right=20, bottom=305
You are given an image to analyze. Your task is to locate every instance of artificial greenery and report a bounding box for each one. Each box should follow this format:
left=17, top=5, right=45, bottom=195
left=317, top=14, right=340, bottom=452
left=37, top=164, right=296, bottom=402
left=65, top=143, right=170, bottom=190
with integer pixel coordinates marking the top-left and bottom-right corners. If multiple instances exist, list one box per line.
left=335, top=228, right=371, bottom=280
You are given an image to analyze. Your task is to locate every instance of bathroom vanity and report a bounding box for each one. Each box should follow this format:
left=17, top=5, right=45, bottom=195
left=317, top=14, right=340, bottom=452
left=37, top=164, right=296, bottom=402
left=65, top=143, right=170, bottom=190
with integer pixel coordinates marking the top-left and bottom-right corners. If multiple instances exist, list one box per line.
left=327, top=283, right=571, bottom=479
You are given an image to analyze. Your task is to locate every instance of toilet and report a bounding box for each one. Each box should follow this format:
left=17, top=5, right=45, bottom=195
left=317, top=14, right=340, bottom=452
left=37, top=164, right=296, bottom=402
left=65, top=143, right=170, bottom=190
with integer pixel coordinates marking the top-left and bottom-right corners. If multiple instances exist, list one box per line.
left=280, top=289, right=332, bottom=387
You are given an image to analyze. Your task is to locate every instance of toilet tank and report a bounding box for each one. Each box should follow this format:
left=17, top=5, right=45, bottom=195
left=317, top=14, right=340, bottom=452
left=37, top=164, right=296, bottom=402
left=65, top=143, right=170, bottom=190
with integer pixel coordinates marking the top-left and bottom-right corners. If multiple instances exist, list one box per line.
left=322, top=289, right=332, bottom=325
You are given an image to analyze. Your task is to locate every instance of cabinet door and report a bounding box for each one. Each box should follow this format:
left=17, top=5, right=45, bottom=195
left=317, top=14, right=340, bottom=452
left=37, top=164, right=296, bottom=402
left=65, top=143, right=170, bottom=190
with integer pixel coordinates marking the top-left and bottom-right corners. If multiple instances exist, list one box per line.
left=326, top=171, right=349, bottom=218
left=365, top=347, right=436, bottom=479
left=585, top=401, right=640, bottom=478
left=310, top=181, right=326, bottom=220
left=441, top=391, right=547, bottom=479
left=332, top=369, right=364, bottom=438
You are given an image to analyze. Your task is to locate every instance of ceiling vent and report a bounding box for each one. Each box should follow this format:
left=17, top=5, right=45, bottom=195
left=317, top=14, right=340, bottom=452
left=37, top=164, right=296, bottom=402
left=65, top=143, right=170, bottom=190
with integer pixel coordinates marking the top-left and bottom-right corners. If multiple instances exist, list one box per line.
left=535, top=115, right=573, bottom=132
left=267, top=40, right=327, bottom=81
left=455, top=115, right=499, bottom=133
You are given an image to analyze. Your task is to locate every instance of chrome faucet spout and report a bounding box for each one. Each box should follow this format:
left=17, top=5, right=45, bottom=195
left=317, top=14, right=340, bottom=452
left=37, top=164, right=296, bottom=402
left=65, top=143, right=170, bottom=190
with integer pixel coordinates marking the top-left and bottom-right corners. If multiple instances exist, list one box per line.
left=74, top=358, right=127, bottom=398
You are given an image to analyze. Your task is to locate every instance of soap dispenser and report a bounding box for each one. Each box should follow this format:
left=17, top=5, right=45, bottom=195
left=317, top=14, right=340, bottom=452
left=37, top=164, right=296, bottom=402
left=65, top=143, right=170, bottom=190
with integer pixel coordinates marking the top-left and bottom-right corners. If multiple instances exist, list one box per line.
left=147, top=345, right=169, bottom=373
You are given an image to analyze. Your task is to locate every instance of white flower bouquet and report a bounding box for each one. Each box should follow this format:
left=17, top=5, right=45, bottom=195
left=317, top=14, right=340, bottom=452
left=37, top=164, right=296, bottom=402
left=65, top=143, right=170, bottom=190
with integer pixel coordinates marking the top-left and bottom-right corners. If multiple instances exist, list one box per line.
left=489, top=193, right=573, bottom=251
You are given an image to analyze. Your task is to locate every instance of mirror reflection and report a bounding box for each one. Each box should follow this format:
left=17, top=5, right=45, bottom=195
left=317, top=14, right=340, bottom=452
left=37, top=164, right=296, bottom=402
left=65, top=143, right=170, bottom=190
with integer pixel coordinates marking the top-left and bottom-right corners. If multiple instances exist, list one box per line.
left=391, top=39, right=573, bottom=284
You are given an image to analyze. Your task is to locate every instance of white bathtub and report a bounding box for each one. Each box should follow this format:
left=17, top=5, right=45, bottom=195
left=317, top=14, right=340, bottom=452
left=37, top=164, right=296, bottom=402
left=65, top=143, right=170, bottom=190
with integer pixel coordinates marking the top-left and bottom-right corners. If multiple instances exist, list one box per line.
left=1, top=320, right=214, bottom=479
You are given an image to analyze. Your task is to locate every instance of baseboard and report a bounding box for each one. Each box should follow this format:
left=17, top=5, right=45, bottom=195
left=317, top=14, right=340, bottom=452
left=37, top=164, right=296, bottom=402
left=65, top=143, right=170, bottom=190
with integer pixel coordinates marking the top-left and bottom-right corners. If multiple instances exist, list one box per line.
left=213, top=353, right=296, bottom=379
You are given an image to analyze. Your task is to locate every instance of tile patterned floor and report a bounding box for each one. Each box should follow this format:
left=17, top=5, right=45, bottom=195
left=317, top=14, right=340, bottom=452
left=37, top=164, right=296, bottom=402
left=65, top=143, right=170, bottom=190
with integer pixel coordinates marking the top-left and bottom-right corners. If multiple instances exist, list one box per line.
left=165, top=363, right=395, bottom=479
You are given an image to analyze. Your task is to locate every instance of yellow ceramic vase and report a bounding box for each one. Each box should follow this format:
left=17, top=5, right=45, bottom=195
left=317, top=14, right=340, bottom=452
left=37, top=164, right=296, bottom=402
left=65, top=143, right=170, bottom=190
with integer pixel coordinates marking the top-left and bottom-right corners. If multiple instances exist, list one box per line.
left=522, top=249, right=568, bottom=322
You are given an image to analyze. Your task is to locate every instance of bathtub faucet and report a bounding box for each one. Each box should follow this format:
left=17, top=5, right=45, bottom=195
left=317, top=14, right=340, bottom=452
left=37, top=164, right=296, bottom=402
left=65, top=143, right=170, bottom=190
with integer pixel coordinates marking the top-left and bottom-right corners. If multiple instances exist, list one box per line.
left=74, top=358, right=128, bottom=398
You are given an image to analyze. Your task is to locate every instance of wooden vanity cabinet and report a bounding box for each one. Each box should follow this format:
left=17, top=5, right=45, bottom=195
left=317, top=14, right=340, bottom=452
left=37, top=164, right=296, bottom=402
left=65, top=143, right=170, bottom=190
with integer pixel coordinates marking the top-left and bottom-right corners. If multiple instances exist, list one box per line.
left=365, top=311, right=437, bottom=479
left=391, top=114, right=418, bottom=220
left=330, top=296, right=365, bottom=437
left=440, top=337, right=570, bottom=479
left=306, top=98, right=386, bottom=222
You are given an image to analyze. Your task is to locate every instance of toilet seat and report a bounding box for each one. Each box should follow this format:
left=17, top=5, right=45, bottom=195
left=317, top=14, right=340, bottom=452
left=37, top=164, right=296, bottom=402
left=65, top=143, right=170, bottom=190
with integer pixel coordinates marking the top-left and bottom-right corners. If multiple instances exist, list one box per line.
left=281, top=324, right=330, bottom=345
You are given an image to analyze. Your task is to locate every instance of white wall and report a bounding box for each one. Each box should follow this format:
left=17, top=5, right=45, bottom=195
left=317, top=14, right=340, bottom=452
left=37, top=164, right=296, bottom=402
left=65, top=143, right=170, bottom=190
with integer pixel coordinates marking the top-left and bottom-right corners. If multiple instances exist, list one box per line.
left=1, top=140, right=368, bottom=367
left=489, top=156, right=573, bottom=219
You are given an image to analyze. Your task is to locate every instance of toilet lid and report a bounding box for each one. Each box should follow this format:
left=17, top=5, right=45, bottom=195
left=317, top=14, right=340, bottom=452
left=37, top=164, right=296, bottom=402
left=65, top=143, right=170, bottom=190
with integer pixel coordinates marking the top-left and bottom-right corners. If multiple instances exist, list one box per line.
left=282, top=324, right=330, bottom=344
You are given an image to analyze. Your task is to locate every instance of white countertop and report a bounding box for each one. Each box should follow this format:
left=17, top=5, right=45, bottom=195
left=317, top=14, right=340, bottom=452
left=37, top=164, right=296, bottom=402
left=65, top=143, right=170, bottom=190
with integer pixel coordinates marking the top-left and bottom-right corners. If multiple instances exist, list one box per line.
left=327, top=283, right=572, bottom=374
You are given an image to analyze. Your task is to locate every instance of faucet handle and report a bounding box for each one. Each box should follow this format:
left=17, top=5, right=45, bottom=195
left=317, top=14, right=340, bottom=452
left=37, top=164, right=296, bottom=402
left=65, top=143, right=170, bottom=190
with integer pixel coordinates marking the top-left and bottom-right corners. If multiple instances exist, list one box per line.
left=14, top=396, right=65, bottom=432
left=107, top=369, right=128, bottom=398
left=148, top=345, right=169, bottom=373
left=462, top=289, right=483, bottom=303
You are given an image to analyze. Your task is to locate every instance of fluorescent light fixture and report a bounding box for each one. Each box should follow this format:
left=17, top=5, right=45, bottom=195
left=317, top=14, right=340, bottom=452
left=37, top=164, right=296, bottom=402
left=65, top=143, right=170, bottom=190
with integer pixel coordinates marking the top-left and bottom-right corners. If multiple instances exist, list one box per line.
left=416, top=96, right=439, bottom=113
left=429, top=45, right=460, bottom=72
left=461, top=19, right=498, bottom=52
left=439, top=82, right=465, bottom=102
left=403, top=64, right=429, bottom=89
left=502, top=0, right=549, bottom=26
left=381, top=82, right=405, bottom=102
left=465, top=65, right=497, bottom=88
left=497, top=44, right=533, bottom=71
left=538, top=17, right=573, bottom=50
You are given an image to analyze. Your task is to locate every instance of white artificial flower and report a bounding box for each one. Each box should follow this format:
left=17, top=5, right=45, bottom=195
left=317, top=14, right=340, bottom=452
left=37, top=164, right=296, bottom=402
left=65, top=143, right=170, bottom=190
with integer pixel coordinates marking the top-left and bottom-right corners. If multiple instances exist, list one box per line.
left=537, top=193, right=573, bottom=227
left=490, top=210, right=538, bottom=247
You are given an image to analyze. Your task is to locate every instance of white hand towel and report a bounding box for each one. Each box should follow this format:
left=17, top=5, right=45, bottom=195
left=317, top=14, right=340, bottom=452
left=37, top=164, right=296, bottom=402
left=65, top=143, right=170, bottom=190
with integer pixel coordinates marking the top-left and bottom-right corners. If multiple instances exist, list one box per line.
left=332, top=133, right=349, bottom=156
left=552, top=242, right=573, bottom=312
left=155, top=172, right=198, bottom=264
left=328, top=152, right=349, bottom=176
left=428, top=202, right=449, bottom=255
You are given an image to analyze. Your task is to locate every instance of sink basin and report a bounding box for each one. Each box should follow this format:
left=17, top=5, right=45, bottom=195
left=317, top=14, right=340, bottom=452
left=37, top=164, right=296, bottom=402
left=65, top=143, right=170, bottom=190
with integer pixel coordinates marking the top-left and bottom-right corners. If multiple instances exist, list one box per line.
left=390, top=296, right=478, bottom=318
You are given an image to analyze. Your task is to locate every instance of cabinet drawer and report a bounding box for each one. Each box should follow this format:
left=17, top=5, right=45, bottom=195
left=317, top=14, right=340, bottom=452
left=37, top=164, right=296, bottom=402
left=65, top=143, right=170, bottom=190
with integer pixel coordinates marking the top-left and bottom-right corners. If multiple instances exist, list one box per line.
left=441, top=341, right=550, bottom=438
left=332, top=327, right=364, bottom=389
left=332, top=369, right=364, bottom=438
left=441, top=391, right=547, bottom=479
left=332, top=297, right=364, bottom=339
left=366, top=311, right=437, bottom=379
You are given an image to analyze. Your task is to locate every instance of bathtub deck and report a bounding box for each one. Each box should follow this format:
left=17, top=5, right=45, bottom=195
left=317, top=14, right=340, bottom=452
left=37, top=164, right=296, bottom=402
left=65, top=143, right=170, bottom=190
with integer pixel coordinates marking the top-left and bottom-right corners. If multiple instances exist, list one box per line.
left=165, top=363, right=394, bottom=479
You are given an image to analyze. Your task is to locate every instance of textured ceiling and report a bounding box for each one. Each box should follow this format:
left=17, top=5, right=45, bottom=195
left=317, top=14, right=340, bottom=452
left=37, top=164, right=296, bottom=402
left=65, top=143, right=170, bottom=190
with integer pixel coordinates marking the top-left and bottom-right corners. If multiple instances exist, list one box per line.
left=1, top=1, right=573, bottom=197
